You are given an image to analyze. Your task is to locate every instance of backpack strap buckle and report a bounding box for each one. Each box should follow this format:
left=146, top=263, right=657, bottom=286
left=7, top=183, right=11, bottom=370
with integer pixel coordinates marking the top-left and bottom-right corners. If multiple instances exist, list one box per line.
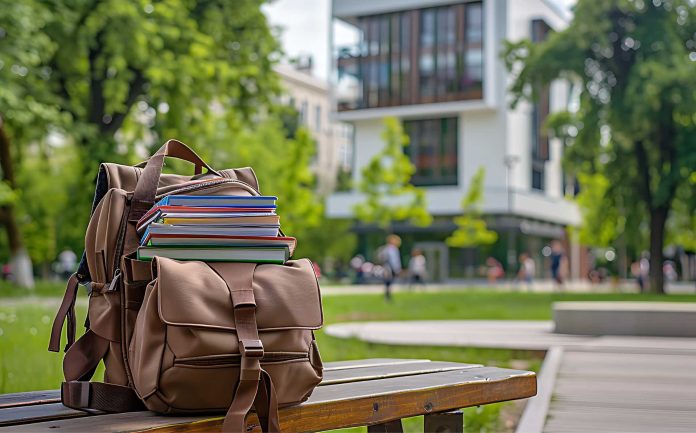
left=62, top=381, right=91, bottom=409
left=240, top=339, right=264, bottom=358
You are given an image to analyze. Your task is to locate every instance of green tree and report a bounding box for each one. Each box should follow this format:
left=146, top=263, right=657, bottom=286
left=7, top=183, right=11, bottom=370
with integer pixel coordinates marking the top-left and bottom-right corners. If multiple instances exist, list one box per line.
left=667, top=172, right=696, bottom=252
left=0, top=0, right=67, bottom=287
left=446, top=167, right=497, bottom=248
left=504, top=0, right=696, bottom=293
left=353, top=117, right=432, bottom=229
left=0, top=0, right=283, bottom=284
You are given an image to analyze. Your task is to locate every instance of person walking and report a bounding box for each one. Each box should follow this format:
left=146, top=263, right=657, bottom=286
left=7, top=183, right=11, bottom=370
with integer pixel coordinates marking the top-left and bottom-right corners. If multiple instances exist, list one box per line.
left=378, top=234, right=402, bottom=301
left=517, top=252, right=535, bottom=291
left=486, top=257, right=504, bottom=284
left=408, top=248, right=427, bottom=290
left=550, top=240, right=565, bottom=289
left=57, top=249, right=77, bottom=279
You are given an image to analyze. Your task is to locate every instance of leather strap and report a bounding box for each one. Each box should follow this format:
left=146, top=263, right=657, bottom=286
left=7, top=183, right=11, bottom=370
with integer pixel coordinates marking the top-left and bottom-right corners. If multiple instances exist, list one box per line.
left=132, top=139, right=219, bottom=206
left=207, top=262, right=280, bottom=433
left=62, top=381, right=144, bottom=412
left=63, top=330, right=109, bottom=382
left=48, top=273, right=80, bottom=352
left=255, top=369, right=281, bottom=432
left=59, top=329, right=144, bottom=412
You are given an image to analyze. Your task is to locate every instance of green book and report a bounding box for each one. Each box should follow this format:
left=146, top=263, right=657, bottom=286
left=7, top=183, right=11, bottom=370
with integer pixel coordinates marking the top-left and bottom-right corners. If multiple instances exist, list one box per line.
left=136, top=245, right=289, bottom=264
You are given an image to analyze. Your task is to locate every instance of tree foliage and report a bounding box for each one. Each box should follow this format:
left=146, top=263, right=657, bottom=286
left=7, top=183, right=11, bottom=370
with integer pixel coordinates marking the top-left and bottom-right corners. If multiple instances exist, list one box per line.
left=0, top=0, right=346, bottom=281
left=353, top=117, right=432, bottom=228
left=446, top=167, right=497, bottom=248
left=504, top=0, right=696, bottom=293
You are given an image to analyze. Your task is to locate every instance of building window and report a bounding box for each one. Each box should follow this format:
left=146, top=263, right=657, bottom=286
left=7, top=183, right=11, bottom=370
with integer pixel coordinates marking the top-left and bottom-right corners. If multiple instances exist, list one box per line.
left=404, top=117, right=458, bottom=186
left=314, top=105, right=321, bottom=132
left=299, top=100, right=308, bottom=125
left=337, top=2, right=483, bottom=110
left=530, top=19, right=551, bottom=191
left=532, top=160, right=545, bottom=191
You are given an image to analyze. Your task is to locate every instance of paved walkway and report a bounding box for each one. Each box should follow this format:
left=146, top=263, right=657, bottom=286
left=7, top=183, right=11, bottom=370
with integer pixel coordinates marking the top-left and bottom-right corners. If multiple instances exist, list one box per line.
left=543, top=350, right=696, bottom=433
left=325, top=321, right=696, bottom=432
left=326, top=320, right=696, bottom=354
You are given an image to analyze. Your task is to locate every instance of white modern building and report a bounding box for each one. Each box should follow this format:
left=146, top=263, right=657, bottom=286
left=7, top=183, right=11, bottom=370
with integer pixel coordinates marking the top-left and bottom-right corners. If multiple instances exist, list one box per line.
left=327, top=0, right=583, bottom=280
left=274, top=62, right=353, bottom=195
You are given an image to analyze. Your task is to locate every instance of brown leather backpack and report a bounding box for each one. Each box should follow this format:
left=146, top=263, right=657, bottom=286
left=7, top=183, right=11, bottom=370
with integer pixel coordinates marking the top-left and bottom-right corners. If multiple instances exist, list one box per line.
left=49, top=140, right=323, bottom=432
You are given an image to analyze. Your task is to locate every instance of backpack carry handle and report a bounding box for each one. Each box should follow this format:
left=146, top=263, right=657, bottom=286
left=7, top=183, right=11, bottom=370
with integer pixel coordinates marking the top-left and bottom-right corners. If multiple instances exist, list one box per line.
left=132, top=139, right=220, bottom=206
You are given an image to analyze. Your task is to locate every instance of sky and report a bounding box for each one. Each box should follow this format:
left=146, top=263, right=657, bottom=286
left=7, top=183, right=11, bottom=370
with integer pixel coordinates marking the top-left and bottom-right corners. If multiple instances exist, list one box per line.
left=263, top=0, right=577, bottom=81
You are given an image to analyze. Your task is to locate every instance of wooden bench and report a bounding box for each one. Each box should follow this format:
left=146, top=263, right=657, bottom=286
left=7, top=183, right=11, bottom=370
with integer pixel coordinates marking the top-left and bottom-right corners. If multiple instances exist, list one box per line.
left=0, top=359, right=536, bottom=432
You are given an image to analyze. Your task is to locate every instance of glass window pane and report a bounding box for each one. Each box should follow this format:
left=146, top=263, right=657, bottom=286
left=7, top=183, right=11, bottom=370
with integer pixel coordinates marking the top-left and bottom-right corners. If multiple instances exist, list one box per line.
left=466, top=3, right=483, bottom=44
left=419, top=9, right=436, bottom=98
left=404, top=117, right=458, bottom=186
left=315, top=105, right=321, bottom=132
left=400, top=12, right=411, bottom=103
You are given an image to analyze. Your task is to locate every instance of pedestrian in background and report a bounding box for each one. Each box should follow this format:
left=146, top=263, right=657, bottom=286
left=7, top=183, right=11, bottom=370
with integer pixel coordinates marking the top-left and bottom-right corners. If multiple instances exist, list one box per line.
left=350, top=254, right=365, bottom=284
left=517, top=252, right=535, bottom=290
left=57, top=249, right=77, bottom=279
left=486, top=257, right=504, bottom=284
left=408, top=248, right=427, bottom=290
left=550, top=240, right=565, bottom=289
left=378, top=234, right=402, bottom=301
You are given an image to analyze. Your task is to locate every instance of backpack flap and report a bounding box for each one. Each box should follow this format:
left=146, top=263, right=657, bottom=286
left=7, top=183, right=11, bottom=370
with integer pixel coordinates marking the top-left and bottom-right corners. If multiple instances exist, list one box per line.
left=157, top=259, right=322, bottom=333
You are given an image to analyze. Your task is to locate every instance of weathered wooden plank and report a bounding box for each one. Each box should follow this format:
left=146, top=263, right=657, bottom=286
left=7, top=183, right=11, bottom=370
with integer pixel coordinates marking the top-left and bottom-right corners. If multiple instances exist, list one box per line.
left=0, top=359, right=439, bottom=410
left=3, top=366, right=536, bottom=433
left=323, top=358, right=430, bottom=371
left=320, top=361, right=482, bottom=386
left=0, top=403, right=87, bottom=427
left=0, top=390, right=60, bottom=409
left=0, top=360, right=479, bottom=426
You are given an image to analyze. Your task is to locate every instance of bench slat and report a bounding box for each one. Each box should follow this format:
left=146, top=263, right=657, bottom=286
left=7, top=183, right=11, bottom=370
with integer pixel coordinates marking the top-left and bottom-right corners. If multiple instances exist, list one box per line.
left=2, top=366, right=536, bottom=433
left=323, top=358, right=431, bottom=371
left=0, top=390, right=61, bottom=409
left=0, top=403, right=86, bottom=427
left=0, top=359, right=435, bottom=411
left=320, top=360, right=482, bottom=385
left=0, top=360, right=478, bottom=426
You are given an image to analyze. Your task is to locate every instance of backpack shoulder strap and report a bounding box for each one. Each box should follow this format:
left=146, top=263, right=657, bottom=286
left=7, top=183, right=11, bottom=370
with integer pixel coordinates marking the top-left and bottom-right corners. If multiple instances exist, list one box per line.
left=49, top=275, right=144, bottom=413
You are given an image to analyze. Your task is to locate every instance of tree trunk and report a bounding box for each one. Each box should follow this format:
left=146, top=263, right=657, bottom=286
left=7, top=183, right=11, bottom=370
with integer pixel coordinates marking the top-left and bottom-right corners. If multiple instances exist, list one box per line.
left=0, top=116, right=34, bottom=288
left=648, top=206, right=668, bottom=294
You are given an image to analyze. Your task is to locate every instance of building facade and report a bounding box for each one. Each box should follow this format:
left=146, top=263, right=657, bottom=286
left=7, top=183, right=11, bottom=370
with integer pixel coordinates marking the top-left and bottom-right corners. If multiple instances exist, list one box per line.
left=327, top=0, right=583, bottom=281
left=274, top=63, right=353, bottom=195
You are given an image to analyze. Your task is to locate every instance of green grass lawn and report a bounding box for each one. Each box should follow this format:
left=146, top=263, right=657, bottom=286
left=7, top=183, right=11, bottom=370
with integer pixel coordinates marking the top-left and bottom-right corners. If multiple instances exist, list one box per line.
left=1, top=282, right=694, bottom=432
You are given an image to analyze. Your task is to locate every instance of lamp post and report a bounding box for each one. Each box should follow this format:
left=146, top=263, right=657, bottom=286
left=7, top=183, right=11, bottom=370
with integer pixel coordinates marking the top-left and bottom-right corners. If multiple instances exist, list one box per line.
left=504, top=155, right=520, bottom=275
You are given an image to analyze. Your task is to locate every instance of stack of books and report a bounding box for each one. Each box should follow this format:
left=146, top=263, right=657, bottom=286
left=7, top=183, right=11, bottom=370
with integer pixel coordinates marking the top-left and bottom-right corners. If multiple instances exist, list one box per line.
left=136, top=195, right=295, bottom=264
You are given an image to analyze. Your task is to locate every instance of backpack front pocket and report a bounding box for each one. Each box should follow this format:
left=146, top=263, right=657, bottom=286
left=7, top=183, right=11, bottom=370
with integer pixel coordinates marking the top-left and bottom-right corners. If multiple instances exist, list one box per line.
left=128, top=258, right=323, bottom=414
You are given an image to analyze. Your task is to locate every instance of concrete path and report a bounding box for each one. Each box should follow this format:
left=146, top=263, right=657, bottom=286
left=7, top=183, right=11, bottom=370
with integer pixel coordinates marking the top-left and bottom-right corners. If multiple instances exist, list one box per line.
left=543, top=350, right=696, bottom=433
left=325, top=320, right=696, bottom=432
left=325, top=320, right=696, bottom=354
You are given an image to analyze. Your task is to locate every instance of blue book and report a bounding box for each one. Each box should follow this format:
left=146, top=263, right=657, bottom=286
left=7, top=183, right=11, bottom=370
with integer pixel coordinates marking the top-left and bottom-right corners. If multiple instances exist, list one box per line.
left=156, top=195, right=277, bottom=208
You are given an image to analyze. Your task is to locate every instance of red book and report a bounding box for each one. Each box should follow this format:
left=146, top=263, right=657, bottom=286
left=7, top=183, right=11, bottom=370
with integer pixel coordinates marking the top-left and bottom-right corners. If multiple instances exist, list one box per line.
left=136, top=205, right=276, bottom=232
left=142, top=233, right=296, bottom=255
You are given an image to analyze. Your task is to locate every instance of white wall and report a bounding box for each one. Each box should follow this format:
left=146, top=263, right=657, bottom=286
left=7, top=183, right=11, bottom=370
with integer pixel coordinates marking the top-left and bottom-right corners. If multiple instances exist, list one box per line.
left=504, top=0, right=571, bottom=199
